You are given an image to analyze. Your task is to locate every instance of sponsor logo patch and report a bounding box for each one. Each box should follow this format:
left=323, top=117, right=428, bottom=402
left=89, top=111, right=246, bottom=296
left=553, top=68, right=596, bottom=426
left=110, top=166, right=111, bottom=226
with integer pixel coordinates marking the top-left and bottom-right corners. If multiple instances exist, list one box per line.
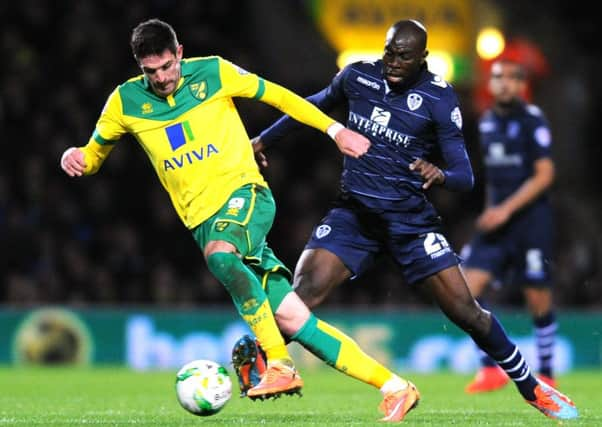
left=141, top=102, right=153, bottom=114
left=356, top=76, right=381, bottom=91
left=451, top=107, right=463, bottom=129
left=534, top=126, right=551, bottom=147
left=370, top=106, right=391, bottom=126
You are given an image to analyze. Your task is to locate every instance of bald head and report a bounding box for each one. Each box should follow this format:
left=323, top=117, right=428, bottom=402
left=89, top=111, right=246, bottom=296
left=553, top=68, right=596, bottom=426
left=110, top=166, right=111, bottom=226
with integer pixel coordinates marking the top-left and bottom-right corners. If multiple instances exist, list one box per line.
left=385, top=20, right=427, bottom=52
left=382, top=20, right=428, bottom=87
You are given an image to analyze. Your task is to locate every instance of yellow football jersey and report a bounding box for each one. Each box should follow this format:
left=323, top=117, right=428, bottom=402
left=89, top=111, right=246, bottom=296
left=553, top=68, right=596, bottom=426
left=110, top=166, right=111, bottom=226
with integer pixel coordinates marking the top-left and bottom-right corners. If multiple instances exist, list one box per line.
left=79, top=56, right=335, bottom=228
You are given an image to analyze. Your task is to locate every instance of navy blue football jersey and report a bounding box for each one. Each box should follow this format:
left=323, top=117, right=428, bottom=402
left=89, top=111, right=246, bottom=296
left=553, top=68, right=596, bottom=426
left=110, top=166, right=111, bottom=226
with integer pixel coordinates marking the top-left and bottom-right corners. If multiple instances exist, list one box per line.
left=478, top=102, right=552, bottom=205
left=260, top=60, right=473, bottom=227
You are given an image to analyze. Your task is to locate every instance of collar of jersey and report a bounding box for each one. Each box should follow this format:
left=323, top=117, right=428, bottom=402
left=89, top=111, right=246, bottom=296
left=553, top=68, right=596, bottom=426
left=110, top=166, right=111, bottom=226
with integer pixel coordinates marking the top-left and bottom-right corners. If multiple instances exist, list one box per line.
left=382, top=62, right=429, bottom=94
left=141, top=59, right=192, bottom=94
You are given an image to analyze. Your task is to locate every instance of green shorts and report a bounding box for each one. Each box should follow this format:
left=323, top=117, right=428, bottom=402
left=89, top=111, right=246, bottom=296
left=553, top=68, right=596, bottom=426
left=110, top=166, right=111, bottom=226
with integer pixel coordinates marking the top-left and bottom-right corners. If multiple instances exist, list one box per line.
left=191, top=184, right=293, bottom=306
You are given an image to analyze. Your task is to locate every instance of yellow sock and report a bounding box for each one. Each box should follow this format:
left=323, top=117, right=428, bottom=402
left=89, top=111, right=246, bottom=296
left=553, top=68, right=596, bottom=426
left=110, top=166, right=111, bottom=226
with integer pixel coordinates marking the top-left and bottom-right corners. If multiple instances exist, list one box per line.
left=242, top=299, right=291, bottom=363
left=317, top=319, right=394, bottom=388
left=292, top=313, right=405, bottom=389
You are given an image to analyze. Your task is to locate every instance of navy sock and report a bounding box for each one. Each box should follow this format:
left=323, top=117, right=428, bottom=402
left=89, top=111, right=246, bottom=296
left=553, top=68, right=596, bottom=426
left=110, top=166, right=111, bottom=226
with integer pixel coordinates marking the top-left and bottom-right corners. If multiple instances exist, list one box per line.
left=471, top=314, right=538, bottom=400
left=534, top=311, right=556, bottom=378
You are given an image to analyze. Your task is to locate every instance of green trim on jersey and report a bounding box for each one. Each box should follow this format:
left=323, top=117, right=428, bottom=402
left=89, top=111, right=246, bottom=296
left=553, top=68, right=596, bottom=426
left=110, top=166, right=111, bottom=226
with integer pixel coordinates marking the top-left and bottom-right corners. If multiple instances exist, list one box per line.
left=92, top=129, right=116, bottom=145
left=118, top=57, right=222, bottom=120
left=254, top=78, right=266, bottom=100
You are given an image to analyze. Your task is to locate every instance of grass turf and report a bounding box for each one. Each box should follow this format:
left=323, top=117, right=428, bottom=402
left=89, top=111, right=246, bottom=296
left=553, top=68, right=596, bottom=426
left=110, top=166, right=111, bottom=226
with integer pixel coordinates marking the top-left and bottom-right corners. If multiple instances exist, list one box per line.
left=0, top=366, right=599, bottom=426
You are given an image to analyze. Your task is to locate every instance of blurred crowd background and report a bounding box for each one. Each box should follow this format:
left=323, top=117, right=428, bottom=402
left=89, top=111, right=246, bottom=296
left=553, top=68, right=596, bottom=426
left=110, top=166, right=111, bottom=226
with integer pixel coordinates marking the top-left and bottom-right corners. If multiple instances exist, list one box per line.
left=1, top=0, right=600, bottom=308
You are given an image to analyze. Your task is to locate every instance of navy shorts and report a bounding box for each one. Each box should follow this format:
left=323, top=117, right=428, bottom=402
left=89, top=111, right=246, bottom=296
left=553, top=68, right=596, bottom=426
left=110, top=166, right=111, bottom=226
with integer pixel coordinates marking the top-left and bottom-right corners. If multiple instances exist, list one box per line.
left=462, top=203, right=553, bottom=287
left=305, top=204, right=460, bottom=285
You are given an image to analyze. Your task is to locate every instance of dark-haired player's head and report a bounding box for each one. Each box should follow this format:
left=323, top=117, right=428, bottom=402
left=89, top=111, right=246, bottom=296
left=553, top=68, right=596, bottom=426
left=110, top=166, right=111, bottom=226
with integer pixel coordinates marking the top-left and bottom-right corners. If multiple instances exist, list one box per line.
left=489, top=59, right=528, bottom=107
left=130, top=19, right=183, bottom=97
left=382, top=20, right=428, bottom=88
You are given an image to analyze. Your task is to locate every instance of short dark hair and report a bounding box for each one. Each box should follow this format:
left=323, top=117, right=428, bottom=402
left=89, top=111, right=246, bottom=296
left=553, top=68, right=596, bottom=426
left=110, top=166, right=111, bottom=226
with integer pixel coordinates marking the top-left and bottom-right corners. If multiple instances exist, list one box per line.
left=130, top=19, right=178, bottom=60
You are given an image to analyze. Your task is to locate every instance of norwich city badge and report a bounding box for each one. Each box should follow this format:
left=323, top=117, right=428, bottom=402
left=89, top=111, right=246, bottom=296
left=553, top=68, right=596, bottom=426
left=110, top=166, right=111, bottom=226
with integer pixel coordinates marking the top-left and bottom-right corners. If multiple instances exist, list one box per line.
left=215, top=221, right=229, bottom=232
left=189, top=81, right=207, bottom=100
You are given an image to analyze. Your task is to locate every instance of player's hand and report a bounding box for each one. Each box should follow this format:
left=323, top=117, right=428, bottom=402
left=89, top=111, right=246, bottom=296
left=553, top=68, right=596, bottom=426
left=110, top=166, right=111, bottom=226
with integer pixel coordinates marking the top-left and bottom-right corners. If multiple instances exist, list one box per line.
left=60, top=147, right=86, bottom=177
left=477, top=205, right=511, bottom=232
left=250, top=136, right=268, bottom=168
left=409, top=158, right=445, bottom=189
left=333, top=128, right=370, bottom=158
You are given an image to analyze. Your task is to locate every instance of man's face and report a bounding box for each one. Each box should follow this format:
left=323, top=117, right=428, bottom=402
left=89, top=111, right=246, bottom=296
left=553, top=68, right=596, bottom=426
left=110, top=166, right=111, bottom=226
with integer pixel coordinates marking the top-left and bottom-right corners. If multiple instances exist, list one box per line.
left=139, top=45, right=183, bottom=97
left=488, top=61, right=526, bottom=104
left=382, top=30, right=426, bottom=86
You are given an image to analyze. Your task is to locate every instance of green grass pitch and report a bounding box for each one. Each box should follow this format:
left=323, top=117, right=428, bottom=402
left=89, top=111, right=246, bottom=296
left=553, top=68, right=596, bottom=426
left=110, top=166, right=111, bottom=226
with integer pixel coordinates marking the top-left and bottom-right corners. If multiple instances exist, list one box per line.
left=0, top=366, right=599, bottom=426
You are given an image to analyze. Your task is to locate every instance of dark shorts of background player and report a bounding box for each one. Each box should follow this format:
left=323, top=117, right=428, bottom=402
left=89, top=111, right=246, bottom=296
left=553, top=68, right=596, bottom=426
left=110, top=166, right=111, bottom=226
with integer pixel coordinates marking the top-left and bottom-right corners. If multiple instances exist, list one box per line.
left=305, top=200, right=461, bottom=285
left=191, top=183, right=293, bottom=307
left=462, top=203, right=553, bottom=288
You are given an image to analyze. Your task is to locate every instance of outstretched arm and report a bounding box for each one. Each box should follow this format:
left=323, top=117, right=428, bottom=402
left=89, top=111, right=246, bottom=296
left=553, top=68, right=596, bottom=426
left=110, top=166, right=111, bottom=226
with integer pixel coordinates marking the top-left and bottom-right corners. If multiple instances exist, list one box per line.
left=258, top=80, right=369, bottom=158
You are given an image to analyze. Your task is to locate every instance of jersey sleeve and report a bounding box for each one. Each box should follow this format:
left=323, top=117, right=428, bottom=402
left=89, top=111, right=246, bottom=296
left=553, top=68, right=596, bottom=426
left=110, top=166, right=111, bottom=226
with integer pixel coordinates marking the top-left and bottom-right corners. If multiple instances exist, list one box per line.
left=80, top=87, right=125, bottom=174
left=432, top=89, right=474, bottom=191
left=217, top=57, right=266, bottom=99
left=259, top=67, right=348, bottom=145
left=218, top=57, right=337, bottom=135
left=528, top=114, right=553, bottom=161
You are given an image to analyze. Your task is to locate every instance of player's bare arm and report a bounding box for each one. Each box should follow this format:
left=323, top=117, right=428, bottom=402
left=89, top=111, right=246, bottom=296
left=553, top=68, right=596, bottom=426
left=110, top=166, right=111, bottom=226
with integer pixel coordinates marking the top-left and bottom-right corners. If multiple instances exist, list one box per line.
left=409, top=158, right=445, bottom=189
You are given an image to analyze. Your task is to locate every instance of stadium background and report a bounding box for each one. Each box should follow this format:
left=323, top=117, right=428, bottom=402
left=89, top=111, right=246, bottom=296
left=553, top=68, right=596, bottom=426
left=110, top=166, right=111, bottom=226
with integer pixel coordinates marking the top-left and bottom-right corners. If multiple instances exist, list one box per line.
left=1, top=0, right=601, bottom=373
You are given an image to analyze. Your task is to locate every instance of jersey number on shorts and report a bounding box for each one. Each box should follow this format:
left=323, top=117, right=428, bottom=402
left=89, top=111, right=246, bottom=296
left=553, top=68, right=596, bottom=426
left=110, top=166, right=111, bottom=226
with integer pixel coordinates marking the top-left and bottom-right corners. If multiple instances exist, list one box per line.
left=423, top=232, right=450, bottom=258
left=526, top=248, right=544, bottom=276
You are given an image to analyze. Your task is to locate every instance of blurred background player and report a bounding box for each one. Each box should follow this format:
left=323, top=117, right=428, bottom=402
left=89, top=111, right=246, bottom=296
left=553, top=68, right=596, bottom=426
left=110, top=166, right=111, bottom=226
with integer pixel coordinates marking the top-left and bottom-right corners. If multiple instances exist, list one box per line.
left=462, top=58, right=558, bottom=393
left=246, top=20, right=577, bottom=420
left=60, top=18, right=422, bottom=421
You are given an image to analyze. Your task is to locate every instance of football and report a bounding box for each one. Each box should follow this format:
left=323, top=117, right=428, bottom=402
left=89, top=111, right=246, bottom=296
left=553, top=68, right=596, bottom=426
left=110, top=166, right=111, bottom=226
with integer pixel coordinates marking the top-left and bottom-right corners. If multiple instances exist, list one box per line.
left=175, top=359, right=232, bottom=416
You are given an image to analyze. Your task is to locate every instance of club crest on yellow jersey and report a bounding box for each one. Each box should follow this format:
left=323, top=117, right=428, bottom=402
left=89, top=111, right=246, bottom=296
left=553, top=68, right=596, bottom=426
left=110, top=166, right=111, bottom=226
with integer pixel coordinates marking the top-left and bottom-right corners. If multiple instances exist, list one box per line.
left=189, top=81, right=207, bottom=100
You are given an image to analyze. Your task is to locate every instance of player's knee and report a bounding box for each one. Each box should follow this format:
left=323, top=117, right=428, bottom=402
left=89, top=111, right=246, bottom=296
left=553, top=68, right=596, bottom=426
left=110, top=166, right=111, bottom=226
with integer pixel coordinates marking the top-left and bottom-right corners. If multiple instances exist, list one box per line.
left=273, top=292, right=311, bottom=336
left=206, top=252, right=239, bottom=282
left=274, top=310, right=307, bottom=337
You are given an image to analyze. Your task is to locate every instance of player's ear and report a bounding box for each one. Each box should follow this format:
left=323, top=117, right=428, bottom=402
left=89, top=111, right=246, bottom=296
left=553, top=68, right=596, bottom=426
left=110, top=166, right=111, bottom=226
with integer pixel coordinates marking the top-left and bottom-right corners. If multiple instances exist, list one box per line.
left=421, top=49, right=429, bottom=64
left=176, top=44, right=183, bottom=60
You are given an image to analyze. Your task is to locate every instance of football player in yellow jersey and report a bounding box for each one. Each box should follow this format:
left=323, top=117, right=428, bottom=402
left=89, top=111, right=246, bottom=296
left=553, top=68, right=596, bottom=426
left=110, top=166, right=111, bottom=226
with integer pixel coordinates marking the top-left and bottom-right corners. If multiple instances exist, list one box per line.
left=60, top=19, right=417, bottom=415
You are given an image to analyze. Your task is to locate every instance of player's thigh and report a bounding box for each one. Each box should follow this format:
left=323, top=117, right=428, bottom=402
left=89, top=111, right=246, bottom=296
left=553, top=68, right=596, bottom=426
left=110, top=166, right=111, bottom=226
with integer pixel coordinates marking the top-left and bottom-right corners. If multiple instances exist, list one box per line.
left=295, top=207, right=376, bottom=306
left=389, top=231, right=460, bottom=286
left=514, top=205, right=554, bottom=286
left=293, top=248, right=352, bottom=307
left=192, top=184, right=275, bottom=257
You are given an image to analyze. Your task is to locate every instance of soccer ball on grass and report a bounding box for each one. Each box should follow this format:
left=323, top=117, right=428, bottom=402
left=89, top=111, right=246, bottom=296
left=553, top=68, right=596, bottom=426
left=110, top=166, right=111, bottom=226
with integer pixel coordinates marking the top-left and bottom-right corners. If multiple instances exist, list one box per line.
left=175, top=359, right=232, bottom=416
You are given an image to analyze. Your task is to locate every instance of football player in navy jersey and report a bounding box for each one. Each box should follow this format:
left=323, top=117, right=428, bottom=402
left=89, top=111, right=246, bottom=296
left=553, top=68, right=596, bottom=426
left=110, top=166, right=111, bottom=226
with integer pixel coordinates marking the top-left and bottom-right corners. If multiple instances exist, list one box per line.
left=239, top=20, right=577, bottom=420
left=462, top=59, right=559, bottom=394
